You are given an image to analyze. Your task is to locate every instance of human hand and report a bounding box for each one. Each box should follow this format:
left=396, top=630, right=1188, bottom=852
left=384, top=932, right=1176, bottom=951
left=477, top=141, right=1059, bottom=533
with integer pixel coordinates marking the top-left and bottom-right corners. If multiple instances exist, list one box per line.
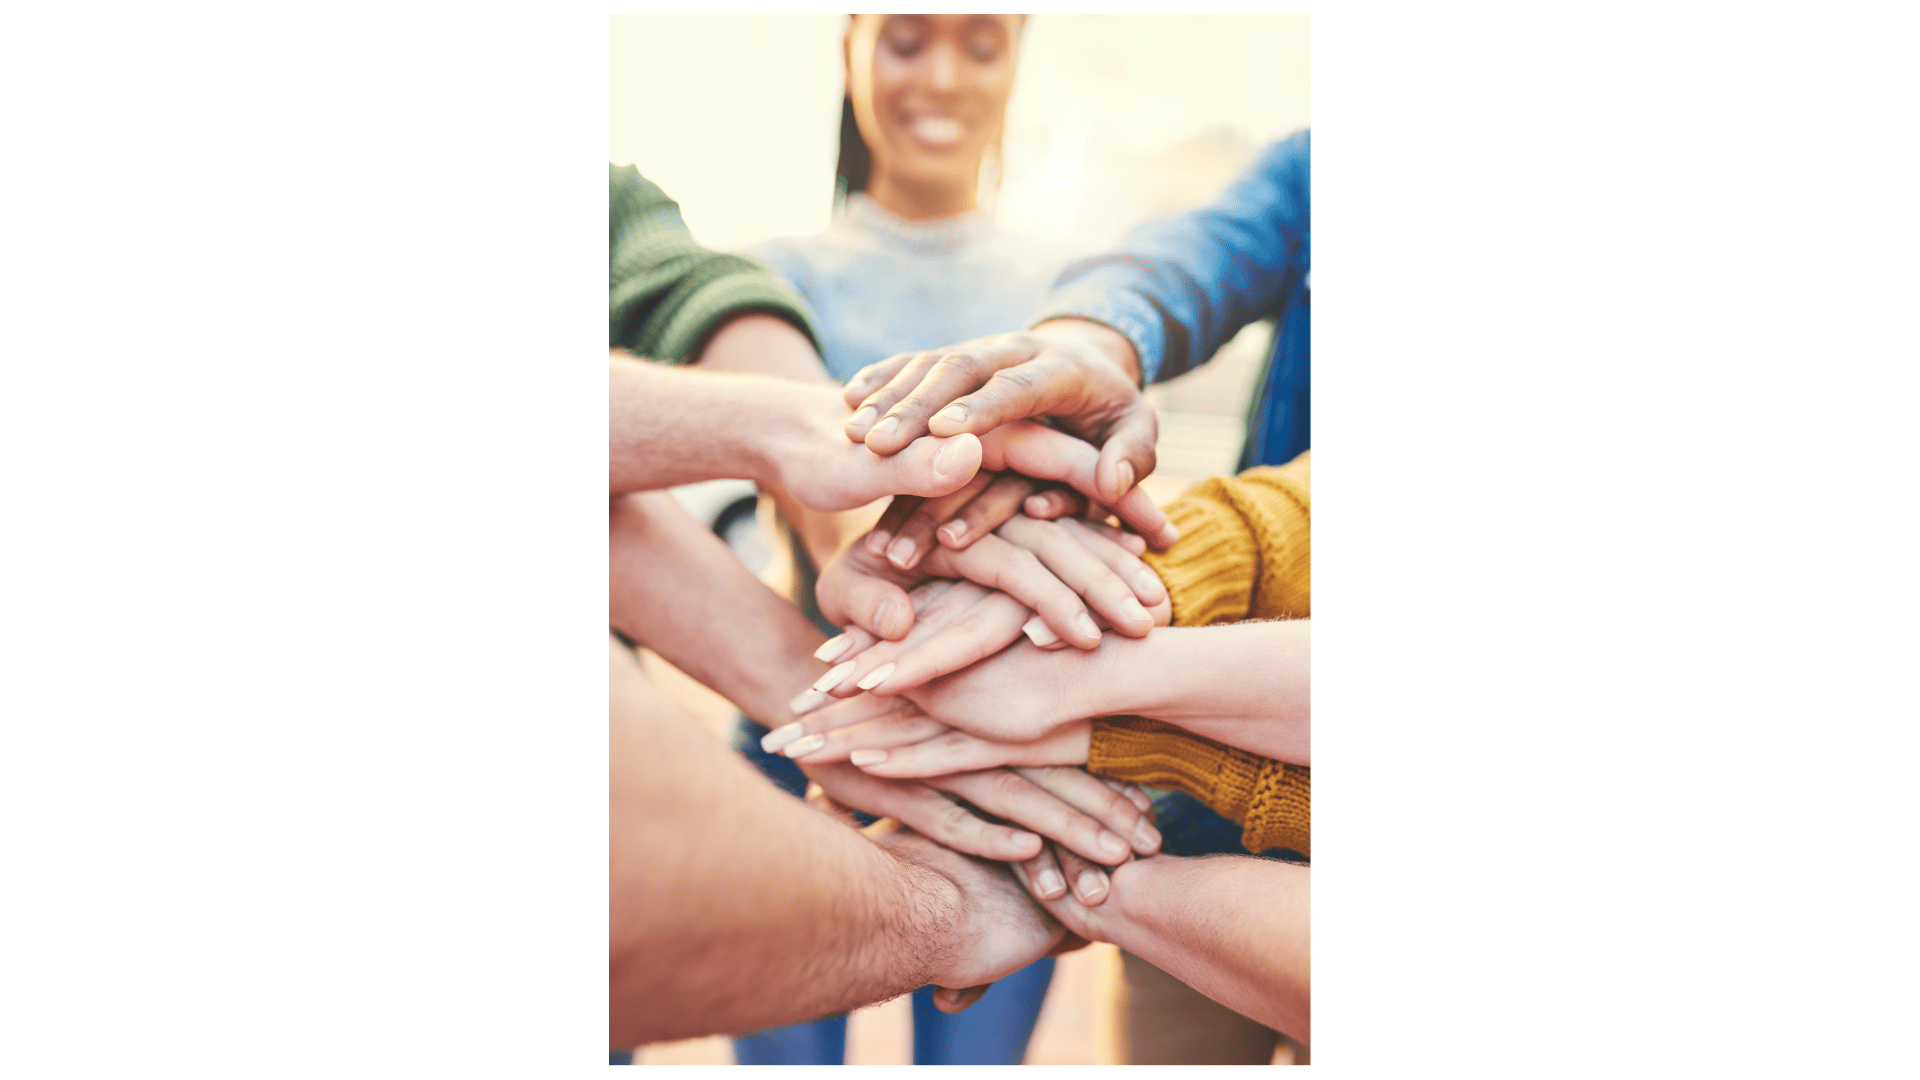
left=1013, top=840, right=1148, bottom=930
left=768, top=384, right=985, bottom=512
left=788, top=729, right=1159, bottom=870
left=814, top=512, right=1168, bottom=652
left=842, top=319, right=1156, bottom=507
left=863, top=821, right=1066, bottom=1010
left=863, top=469, right=1122, bottom=570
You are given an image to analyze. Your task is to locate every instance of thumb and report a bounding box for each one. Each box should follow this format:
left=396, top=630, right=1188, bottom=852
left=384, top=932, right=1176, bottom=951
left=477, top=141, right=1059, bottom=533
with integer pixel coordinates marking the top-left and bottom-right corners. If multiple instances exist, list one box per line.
left=815, top=560, right=917, bottom=642
left=880, top=432, right=982, bottom=499
left=1094, top=402, right=1160, bottom=505
left=931, top=984, right=993, bottom=1014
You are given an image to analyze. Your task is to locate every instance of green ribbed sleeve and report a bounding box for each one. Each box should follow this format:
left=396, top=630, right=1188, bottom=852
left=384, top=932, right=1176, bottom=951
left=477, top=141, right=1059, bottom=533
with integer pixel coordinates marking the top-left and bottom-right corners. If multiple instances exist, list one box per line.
left=609, top=164, right=819, bottom=365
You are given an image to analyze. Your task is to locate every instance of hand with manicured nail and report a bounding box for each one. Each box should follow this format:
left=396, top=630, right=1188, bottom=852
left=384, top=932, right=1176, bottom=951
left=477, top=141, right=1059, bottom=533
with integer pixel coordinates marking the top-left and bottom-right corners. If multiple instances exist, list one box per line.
left=817, top=509, right=1170, bottom=655
left=840, top=320, right=1159, bottom=511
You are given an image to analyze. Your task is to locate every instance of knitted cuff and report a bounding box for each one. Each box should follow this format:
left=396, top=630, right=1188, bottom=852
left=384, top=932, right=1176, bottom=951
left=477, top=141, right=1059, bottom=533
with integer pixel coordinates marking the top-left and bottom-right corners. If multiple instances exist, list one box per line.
left=1087, top=717, right=1266, bottom=824
left=1242, top=762, right=1310, bottom=857
left=1141, top=478, right=1257, bottom=627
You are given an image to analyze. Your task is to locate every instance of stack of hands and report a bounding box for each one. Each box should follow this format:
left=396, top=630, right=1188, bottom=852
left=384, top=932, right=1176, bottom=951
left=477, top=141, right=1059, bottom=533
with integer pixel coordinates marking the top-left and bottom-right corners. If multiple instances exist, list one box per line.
left=763, top=338, right=1181, bottom=989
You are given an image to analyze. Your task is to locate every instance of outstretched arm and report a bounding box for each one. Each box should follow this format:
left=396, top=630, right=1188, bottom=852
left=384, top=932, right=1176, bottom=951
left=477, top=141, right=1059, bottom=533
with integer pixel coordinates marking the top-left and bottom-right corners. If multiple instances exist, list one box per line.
left=611, top=639, right=1065, bottom=1046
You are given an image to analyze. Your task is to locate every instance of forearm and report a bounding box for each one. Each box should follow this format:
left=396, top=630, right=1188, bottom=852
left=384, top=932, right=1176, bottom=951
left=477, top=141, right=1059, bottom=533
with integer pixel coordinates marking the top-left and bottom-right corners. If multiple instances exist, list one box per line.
left=611, top=641, right=961, bottom=1045
left=610, top=490, right=825, bottom=728
left=1084, top=621, right=1309, bottom=765
left=609, top=352, right=806, bottom=495
left=1104, top=855, right=1310, bottom=1042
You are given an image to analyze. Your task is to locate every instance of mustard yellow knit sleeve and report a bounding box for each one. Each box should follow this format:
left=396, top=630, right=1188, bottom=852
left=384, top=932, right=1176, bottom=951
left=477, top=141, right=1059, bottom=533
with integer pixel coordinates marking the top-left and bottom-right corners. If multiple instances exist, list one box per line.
left=1090, top=717, right=1310, bottom=856
left=1087, top=451, right=1312, bottom=855
left=1138, top=452, right=1310, bottom=625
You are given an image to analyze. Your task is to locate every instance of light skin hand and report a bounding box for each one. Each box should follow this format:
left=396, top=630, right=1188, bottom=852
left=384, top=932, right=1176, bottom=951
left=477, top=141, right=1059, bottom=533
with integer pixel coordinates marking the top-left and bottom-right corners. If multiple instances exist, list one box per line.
left=815, top=509, right=1166, bottom=651
left=864, top=821, right=1069, bottom=1008
left=842, top=319, right=1154, bottom=507
left=1011, top=852, right=1312, bottom=1043
left=609, top=352, right=982, bottom=508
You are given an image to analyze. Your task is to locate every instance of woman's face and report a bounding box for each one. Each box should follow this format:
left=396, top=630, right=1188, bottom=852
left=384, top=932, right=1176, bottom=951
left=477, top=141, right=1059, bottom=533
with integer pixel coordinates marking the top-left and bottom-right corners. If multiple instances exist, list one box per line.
left=846, top=14, right=1021, bottom=196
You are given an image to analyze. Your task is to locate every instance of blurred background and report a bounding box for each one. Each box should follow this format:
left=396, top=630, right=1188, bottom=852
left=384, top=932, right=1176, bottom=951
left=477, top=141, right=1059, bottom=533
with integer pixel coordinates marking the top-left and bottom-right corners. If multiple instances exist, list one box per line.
left=612, top=14, right=1308, bottom=1064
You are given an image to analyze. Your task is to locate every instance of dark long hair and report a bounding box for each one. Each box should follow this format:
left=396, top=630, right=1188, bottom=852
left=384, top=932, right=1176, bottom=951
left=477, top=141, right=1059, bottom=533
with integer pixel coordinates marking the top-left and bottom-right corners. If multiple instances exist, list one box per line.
left=833, top=95, right=871, bottom=206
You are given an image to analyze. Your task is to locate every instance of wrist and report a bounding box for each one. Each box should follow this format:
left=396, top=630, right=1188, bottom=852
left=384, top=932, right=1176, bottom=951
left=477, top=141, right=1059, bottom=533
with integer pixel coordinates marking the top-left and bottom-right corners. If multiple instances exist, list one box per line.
left=1079, top=631, right=1170, bottom=720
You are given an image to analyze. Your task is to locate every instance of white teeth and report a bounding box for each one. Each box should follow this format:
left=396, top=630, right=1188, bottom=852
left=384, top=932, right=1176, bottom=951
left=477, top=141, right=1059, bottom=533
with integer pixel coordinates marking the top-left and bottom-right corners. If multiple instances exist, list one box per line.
left=913, top=116, right=963, bottom=145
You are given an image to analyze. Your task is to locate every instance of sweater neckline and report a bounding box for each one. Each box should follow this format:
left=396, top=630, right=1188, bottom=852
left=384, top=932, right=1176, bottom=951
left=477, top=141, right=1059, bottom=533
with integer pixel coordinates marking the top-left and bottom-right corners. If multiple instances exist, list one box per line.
left=840, top=193, right=995, bottom=254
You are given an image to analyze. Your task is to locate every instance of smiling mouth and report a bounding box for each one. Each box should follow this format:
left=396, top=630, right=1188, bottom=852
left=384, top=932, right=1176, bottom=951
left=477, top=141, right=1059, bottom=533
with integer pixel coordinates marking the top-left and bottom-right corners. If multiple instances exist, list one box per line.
left=907, top=114, right=965, bottom=148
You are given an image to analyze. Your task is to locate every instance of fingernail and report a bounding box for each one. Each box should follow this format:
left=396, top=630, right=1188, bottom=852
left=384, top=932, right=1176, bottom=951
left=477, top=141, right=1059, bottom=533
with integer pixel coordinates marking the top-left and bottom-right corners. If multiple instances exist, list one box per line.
left=849, top=405, right=878, bottom=430
left=1097, top=831, right=1128, bottom=859
left=874, top=598, right=904, bottom=638
left=1022, top=615, right=1060, bottom=647
left=938, top=520, right=967, bottom=545
left=784, top=734, right=826, bottom=758
left=1114, top=460, right=1135, bottom=498
left=1157, top=523, right=1181, bottom=548
left=1075, top=612, right=1102, bottom=641
left=865, top=529, right=892, bottom=555
left=849, top=749, right=889, bottom=766
left=934, top=403, right=968, bottom=427
left=1125, top=786, right=1153, bottom=812
left=1076, top=871, right=1108, bottom=901
left=788, top=689, right=829, bottom=715
left=761, top=722, right=805, bottom=753
left=1133, top=819, right=1162, bottom=851
left=812, top=661, right=857, bottom=692
left=886, top=535, right=918, bottom=568
left=1023, top=494, right=1051, bottom=516
left=814, top=634, right=852, bottom=663
left=933, top=434, right=975, bottom=479
left=1036, top=869, right=1066, bottom=898
left=1120, top=596, right=1150, bottom=626
left=1135, top=568, right=1163, bottom=596
left=856, top=662, right=897, bottom=691
left=870, top=415, right=900, bottom=440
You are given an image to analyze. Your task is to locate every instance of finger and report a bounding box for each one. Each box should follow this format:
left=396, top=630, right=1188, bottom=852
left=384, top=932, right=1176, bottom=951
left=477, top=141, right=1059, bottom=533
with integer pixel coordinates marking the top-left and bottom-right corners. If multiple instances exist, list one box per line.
left=927, top=769, right=1133, bottom=867
left=788, top=710, right=955, bottom=765
left=1075, top=517, right=1148, bottom=556
left=813, top=556, right=917, bottom=644
left=840, top=588, right=1031, bottom=697
left=854, top=721, right=1091, bottom=779
left=996, top=516, right=1155, bottom=638
left=867, top=431, right=983, bottom=502
left=868, top=344, right=1034, bottom=456
left=1052, top=842, right=1112, bottom=907
left=1092, top=400, right=1161, bottom=504
left=1021, top=486, right=1088, bottom=521
left=1053, top=516, right=1168, bottom=608
left=1015, top=765, right=1160, bottom=857
left=931, top=984, right=992, bottom=1014
left=979, top=422, right=1177, bottom=549
left=809, top=763, right=1043, bottom=862
left=864, top=495, right=927, bottom=557
left=936, top=474, right=1038, bottom=551
left=1018, top=845, right=1069, bottom=902
left=1100, top=776, right=1155, bottom=815
left=927, top=351, right=1088, bottom=439
left=936, top=533, right=1102, bottom=649
left=767, top=690, right=922, bottom=755
left=886, top=470, right=995, bottom=570
left=820, top=580, right=1001, bottom=699
left=843, top=352, right=917, bottom=411
left=847, top=351, right=941, bottom=442
left=811, top=625, right=878, bottom=667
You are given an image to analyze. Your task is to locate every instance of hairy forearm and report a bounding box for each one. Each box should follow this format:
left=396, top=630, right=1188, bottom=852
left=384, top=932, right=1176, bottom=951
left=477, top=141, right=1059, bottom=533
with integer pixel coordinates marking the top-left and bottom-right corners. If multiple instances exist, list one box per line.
left=1083, top=621, right=1309, bottom=765
left=610, top=641, right=962, bottom=1046
left=1105, top=855, right=1310, bottom=1042
left=610, top=490, right=825, bottom=728
left=609, top=352, right=801, bottom=494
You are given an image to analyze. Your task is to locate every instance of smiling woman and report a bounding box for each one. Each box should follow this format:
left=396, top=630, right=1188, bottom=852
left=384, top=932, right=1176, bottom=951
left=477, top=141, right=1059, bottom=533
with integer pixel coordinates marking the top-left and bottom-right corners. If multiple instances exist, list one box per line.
left=843, top=14, right=1023, bottom=220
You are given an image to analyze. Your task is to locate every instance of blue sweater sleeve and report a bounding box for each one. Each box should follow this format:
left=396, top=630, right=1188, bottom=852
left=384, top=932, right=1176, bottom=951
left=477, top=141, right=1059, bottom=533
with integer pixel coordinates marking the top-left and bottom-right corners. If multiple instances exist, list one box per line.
left=1032, top=130, right=1310, bottom=383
